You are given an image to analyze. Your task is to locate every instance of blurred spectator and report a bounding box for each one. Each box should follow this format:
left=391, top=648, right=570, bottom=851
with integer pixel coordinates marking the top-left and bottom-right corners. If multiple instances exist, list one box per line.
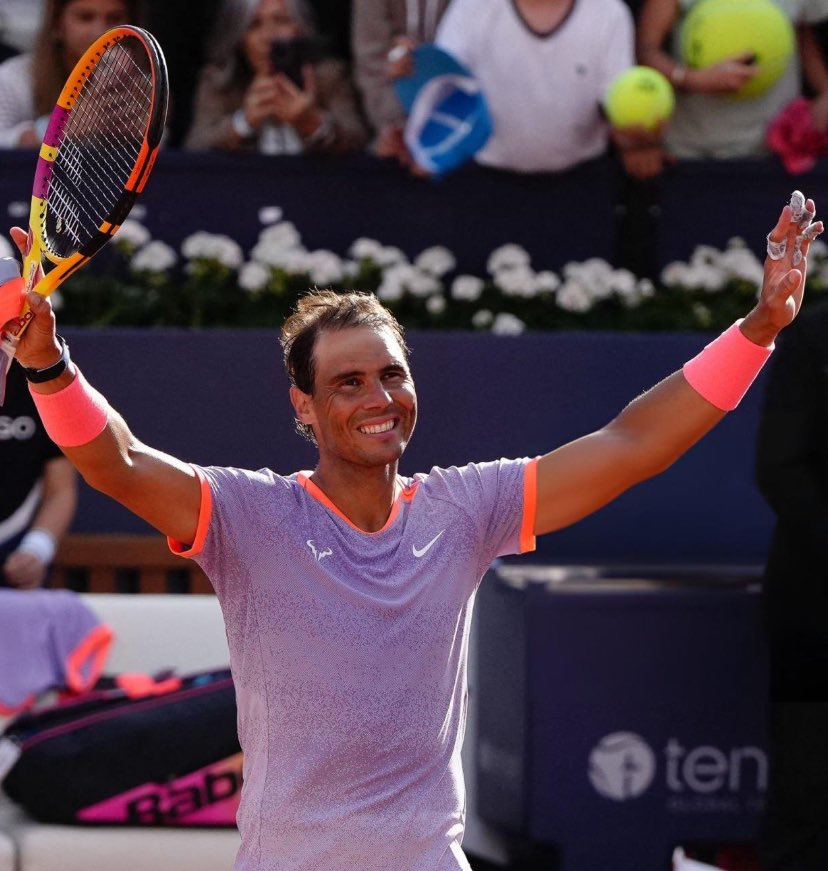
left=434, top=0, right=645, bottom=175
left=755, top=300, right=828, bottom=871
left=0, top=364, right=77, bottom=590
left=352, top=0, right=451, bottom=155
left=144, top=0, right=223, bottom=147
left=185, top=0, right=365, bottom=154
left=0, top=0, right=141, bottom=149
left=0, top=0, right=45, bottom=56
left=637, top=0, right=828, bottom=161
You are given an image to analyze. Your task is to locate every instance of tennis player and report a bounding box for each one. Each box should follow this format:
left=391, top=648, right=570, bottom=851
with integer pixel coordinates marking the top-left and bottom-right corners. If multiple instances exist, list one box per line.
left=6, top=193, right=821, bottom=871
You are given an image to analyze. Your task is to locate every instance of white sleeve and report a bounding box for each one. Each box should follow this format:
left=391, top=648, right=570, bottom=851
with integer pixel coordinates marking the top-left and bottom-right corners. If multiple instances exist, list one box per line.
left=435, top=0, right=477, bottom=68
left=599, top=3, right=635, bottom=94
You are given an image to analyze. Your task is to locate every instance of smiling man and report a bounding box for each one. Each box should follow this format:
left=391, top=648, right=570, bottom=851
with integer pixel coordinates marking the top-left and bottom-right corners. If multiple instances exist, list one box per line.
left=5, top=193, right=823, bottom=871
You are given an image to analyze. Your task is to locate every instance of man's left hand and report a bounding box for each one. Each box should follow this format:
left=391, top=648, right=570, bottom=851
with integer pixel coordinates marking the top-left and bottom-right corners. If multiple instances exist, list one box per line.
left=742, top=194, right=823, bottom=346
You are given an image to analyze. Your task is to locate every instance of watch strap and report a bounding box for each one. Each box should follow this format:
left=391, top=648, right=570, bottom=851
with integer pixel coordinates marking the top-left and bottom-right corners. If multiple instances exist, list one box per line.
left=22, top=335, right=70, bottom=383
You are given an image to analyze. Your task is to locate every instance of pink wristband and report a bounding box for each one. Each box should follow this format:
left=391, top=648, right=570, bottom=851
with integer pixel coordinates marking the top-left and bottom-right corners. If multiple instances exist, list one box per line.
left=29, top=368, right=110, bottom=447
left=682, top=320, right=774, bottom=411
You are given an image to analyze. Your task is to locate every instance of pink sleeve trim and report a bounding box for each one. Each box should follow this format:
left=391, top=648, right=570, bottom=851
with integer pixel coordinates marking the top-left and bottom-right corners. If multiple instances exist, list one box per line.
left=65, top=623, right=114, bottom=693
left=168, top=465, right=212, bottom=558
left=519, top=458, right=539, bottom=554
left=0, top=693, right=35, bottom=717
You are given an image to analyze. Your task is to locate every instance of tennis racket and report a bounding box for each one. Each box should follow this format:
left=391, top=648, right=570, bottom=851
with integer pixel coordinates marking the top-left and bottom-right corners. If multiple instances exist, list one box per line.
left=1, top=24, right=168, bottom=357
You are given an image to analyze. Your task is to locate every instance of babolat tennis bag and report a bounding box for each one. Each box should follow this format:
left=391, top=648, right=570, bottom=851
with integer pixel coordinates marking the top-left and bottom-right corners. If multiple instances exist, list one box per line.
left=0, top=669, right=241, bottom=826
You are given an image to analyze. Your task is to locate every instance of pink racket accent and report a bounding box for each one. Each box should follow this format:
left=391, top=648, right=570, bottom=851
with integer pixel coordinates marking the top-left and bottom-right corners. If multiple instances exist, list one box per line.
left=42, top=106, right=70, bottom=148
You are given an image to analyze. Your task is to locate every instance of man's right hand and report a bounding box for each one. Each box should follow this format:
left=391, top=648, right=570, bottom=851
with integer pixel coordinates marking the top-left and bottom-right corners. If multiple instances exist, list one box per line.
left=8, top=227, right=62, bottom=372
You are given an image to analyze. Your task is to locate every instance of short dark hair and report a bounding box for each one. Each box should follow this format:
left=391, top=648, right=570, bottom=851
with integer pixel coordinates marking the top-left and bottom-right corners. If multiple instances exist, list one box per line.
left=280, top=291, right=409, bottom=442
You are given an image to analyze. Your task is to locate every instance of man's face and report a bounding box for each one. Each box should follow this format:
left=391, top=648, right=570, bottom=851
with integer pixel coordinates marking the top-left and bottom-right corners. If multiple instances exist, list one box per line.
left=291, top=325, right=417, bottom=470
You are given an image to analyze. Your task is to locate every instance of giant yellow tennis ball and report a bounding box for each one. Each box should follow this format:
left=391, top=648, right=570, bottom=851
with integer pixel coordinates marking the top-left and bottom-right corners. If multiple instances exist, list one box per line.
left=603, top=66, right=675, bottom=130
left=680, top=0, right=795, bottom=99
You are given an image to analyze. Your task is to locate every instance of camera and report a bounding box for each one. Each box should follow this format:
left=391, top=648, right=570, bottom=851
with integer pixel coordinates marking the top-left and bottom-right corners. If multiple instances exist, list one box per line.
left=269, top=37, right=328, bottom=87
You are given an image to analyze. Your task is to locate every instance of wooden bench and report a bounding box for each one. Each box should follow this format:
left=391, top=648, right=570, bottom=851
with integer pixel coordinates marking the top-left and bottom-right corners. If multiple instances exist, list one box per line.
left=50, top=534, right=213, bottom=595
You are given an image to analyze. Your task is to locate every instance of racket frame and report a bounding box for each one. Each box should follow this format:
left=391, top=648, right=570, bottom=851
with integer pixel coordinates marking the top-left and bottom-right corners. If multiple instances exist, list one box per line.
left=18, top=25, right=168, bottom=315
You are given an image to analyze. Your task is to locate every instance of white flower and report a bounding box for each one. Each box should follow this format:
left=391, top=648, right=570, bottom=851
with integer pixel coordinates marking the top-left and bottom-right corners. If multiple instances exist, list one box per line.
left=375, top=246, right=408, bottom=267
left=535, top=271, right=560, bottom=292
left=495, top=265, right=538, bottom=298
left=258, top=206, right=283, bottom=225
left=661, top=261, right=695, bottom=288
left=471, top=309, right=493, bottom=328
left=727, top=236, right=747, bottom=249
left=720, top=247, right=763, bottom=286
left=131, top=240, right=177, bottom=273
left=256, top=221, right=302, bottom=253
left=685, top=263, right=726, bottom=293
left=251, top=223, right=307, bottom=267
left=342, top=259, right=360, bottom=278
left=407, top=268, right=440, bottom=298
left=6, top=201, right=27, bottom=219
left=0, top=236, right=13, bottom=258
left=349, top=237, right=384, bottom=261
left=377, top=275, right=405, bottom=302
left=619, top=278, right=655, bottom=309
left=809, top=238, right=828, bottom=260
left=307, top=250, right=343, bottom=286
left=451, top=275, right=484, bottom=301
left=609, top=268, right=637, bottom=296
left=238, top=261, right=270, bottom=293
left=556, top=279, right=594, bottom=313
left=414, top=246, right=456, bottom=277
left=116, top=219, right=151, bottom=249
left=491, top=312, right=526, bottom=335
left=181, top=232, right=243, bottom=269
left=487, top=244, right=530, bottom=275
left=129, top=204, right=147, bottom=222
left=817, top=262, right=828, bottom=285
left=50, top=290, right=64, bottom=311
left=563, top=258, right=614, bottom=300
left=690, top=244, right=722, bottom=268
left=426, top=294, right=447, bottom=315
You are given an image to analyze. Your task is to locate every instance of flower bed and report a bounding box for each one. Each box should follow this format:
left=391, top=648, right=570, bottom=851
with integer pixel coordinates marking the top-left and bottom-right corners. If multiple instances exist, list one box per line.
left=5, top=207, right=826, bottom=332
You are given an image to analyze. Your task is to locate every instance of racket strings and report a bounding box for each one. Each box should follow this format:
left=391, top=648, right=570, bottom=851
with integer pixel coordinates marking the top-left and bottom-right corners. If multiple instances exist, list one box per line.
left=45, top=37, right=154, bottom=257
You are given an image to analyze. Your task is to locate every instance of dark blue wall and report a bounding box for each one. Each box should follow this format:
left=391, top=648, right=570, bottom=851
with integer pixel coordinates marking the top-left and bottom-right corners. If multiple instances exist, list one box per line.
left=62, top=328, right=773, bottom=566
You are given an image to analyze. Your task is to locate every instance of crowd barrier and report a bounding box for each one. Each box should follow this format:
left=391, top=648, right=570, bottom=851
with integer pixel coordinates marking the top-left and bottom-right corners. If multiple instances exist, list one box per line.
left=2, top=150, right=825, bottom=276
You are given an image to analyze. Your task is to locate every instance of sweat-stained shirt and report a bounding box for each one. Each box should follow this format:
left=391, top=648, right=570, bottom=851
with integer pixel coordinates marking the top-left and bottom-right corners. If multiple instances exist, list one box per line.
left=171, top=457, right=538, bottom=871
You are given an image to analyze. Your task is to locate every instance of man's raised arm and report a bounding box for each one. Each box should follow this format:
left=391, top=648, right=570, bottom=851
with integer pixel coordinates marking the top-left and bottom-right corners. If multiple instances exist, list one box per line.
left=533, top=194, right=823, bottom=537
left=9, top=229, right=201, bottom=546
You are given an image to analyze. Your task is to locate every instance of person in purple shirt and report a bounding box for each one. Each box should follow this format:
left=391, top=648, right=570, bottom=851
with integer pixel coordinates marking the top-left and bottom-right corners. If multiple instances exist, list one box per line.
left=5, top=191, right=823, bottom=870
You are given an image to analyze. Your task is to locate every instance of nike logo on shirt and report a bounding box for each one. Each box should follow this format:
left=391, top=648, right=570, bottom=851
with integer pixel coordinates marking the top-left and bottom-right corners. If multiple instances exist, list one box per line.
left=413, top=530, right=445, bottom=558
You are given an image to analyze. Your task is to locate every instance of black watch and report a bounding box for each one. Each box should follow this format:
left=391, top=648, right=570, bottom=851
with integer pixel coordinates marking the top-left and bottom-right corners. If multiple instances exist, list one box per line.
left=22, top=335, right=71, bottom=383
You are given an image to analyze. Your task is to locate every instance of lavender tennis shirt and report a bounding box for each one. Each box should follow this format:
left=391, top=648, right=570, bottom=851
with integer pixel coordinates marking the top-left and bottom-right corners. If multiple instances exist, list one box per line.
left=172, top=458, right=537, bottom=871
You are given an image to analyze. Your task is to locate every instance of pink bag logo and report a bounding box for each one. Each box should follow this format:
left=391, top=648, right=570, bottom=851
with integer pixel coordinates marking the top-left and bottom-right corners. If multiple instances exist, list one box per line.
left=77, top=753, right=243, bottom=825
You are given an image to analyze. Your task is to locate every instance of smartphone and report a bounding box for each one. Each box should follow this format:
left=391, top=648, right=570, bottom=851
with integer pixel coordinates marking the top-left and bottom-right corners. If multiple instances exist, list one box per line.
left=269, top=37, right=328, bottom=87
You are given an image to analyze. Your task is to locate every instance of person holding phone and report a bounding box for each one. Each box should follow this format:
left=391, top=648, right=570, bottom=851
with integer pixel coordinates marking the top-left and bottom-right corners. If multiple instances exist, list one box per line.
left=636, top=0, right=828, bottom=165
left=184, top=0, right=366, bottom=154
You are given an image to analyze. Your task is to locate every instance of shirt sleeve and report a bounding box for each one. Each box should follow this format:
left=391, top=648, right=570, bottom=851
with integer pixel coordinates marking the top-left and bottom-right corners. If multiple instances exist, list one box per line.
left=441, top=457, right=538, bottom=574
left=168, top=465, right=295, bottom=600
